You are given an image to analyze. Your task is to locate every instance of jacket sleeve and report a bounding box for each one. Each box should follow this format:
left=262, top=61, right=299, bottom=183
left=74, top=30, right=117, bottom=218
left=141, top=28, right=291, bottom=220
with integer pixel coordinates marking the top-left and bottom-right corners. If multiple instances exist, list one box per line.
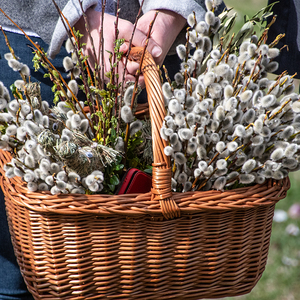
left=47, top=0, right=98, bottom=58
left=0, top=0, right=98, bottom=58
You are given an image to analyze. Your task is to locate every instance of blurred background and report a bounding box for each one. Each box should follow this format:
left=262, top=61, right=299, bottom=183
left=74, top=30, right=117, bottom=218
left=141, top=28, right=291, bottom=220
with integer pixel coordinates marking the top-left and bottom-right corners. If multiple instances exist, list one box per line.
left=220, top=0, right=300, bottom=299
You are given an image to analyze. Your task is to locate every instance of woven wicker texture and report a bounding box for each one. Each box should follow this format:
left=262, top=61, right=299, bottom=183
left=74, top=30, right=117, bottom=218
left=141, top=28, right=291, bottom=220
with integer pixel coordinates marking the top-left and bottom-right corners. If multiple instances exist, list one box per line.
left=0, top=48, right=290, bottom=300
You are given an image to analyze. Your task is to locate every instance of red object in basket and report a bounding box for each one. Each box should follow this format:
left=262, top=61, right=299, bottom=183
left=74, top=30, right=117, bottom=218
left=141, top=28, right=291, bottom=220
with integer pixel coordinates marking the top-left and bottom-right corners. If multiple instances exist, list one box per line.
left=116, top=168, right=152, bottom=194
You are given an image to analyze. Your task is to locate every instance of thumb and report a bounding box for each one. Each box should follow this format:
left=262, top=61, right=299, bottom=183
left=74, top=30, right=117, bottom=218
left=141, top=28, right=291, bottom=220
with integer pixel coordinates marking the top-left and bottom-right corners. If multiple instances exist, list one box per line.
left=146, top=38, right=162, bottom=59
left=128, top=28, right=162, bottom=58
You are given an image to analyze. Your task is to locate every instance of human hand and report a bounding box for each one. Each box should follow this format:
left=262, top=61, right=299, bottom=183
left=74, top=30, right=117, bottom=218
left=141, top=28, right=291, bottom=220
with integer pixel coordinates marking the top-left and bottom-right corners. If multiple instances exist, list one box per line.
left=75, top=8, right=163, bottom=85
left=135, top=10, right=187, bottom=67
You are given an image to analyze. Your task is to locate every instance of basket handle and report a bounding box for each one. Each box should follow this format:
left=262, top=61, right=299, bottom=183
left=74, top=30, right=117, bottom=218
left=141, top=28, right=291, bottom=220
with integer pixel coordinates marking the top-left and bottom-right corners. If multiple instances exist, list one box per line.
left=128, top=47, right=180, bottom=219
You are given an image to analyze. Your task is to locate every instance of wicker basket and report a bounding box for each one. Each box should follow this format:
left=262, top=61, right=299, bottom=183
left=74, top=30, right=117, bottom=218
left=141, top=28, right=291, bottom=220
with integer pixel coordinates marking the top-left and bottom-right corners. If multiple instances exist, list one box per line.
left=0, top=48, right=290, bottom=300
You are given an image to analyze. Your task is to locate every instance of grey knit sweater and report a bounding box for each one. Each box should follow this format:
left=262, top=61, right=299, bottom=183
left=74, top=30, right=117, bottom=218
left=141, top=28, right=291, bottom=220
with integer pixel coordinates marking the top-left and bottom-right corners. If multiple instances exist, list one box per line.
left=0, top=0, right=225, bottom=58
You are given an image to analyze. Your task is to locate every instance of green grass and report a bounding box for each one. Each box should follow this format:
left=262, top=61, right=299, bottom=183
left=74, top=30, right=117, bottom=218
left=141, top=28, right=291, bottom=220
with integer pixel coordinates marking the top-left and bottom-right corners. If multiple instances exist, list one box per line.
left=225, top=173, right=300, bottom=300
left=209, top=1, right=300, bottom=299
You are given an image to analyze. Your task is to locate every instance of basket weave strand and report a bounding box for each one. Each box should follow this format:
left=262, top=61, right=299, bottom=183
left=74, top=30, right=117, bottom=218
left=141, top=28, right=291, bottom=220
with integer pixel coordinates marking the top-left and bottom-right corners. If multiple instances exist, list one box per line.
left=0, top=48, right=291, bottom=299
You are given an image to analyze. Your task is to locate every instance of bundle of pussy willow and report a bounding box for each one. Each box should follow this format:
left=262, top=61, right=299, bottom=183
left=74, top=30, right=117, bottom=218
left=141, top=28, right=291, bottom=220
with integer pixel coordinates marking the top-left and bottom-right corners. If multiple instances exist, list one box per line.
left=0, top=29, right=147, bottom=194
left=160, top=1, right=300, bottom=192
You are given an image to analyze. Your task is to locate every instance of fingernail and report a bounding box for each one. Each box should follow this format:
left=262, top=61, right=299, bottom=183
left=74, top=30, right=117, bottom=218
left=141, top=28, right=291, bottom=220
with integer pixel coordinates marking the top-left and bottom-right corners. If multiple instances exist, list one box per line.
left=152, top=46, right=162, bottom=58
left=120, top=44, right=127, bottom=52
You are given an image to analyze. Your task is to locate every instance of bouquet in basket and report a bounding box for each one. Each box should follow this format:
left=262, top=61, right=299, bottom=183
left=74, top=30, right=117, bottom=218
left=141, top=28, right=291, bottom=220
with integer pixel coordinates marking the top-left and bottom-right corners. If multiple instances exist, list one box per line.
left=0, top=1, right=299, bottom=197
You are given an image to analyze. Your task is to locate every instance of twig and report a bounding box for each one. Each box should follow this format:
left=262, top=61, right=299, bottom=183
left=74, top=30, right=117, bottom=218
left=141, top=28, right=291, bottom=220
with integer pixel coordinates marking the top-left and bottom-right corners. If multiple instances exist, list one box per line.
left=117, top=0, right=145, bottom=133
left=122, top=11, right=159, bottom=165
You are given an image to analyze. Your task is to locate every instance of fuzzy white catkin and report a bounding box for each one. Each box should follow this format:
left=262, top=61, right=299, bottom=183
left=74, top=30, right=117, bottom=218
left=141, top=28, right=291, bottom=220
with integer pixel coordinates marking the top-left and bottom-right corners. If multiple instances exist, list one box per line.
left=174, top=73, right=184, bottom=85
left=164, top=146, right=174, bottom=156
left=242, top=159, right=256, bottom=173
left=174, top=152, right=187, bottom=165
left=193, top=49, right=204, bottom=62
left=167, top=133, right=178, bottom=146
left=252, top=135, right=264, bottom=146
left=121, top=106, right=134, bottom=123
left=227, top=141, right=238, bottom=152
left=50, top=186, right=61, bottom=195
left=176, top=44, right=186, bottom=60
left=239, top=174, right=255, bottom=184
left=27, top=182, right=38, bottom=192
left=242, top=109, right=255, bottom=125
left=65, top=38, right=75, bottom=53
left=179, top=128, right=193, bottom=141
left=162, top=82, right=173, bottom=99
left=45, top=175, right=54, bottom=186
left=79, top=119, right=89, bottom=133
left=129, top=120, right=142, bottom=136
left=39, top=160, right=51, bottom=174
left=197, top=145, right=206, bottom=159
left=271, top=148, right=284, bottom=161
left=205, top=11, right=216, bottom=26
left=216, top=141, right=225, bottom=153
left=56, top=180, right=67, bottom=190
left=70, top=114, right=81, bottom=129
left=205, top=0, right=213, bottom=11
left=240, top=90, right=253, bottom=103
left=281, top=126, right=294, bottom=140
left=6, top=125, right=17, bottom=136
left=24, top=121, right=41, bottom=136
left=50, top=163, right=61, bottom=174
left=63, top=56, right=74, bottom=72
left=284, top=144, right=298, bottom=157
left=203, top=36, right=212, bottom=53
left=187, top=142, right=197, bottom=154
left=21, top=104, right=31, bottom=116
left=187, top=13, right=195, bottom=27
left=123, top=85, right=134, bottom=106
left=265, top=61, right=279, bottom=73
left=177, top=173, right=188, bottom=184
left=282, top=158, right=297, bottom=169
left=67, top=80, right=78, bottom=98
left=71, top=187, right=85, bottom=194
left=8, top=99, right=20, bottom=112
left=168, top=99, right=181, bottom=115
left=114, top=137, right=125, bottom=152
left=38, top=183, right=49, bottom=191
left=194, top=168, right=202, bottom=177
left=216, top=159, right=227, bottom=170
left=0, top=98, right=7, bottom=110
left=8, top=59, right=23, bottom=71
left=57, top=171, right=68, bottom=182
left=89, top=182, right=100, bottom=192
left=25, top=155, right=36, bottom=169
left=195, top=21, right=208, bottom=35
left=213, top=176, right=226, bottom=190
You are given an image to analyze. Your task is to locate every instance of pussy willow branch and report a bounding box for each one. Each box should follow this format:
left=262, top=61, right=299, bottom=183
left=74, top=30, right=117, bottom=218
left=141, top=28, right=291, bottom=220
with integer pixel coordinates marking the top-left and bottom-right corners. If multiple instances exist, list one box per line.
left=51, top=0, right=96, bottom=119
left=0, top=7, right=95, bottom=135
left=117, top=0, right=145, bottom=132
left=113, top=0, right=121, bottom=118
left=78, top=0, right=103, bottom=113
left=122, top=11, right=158, bottom=165
left=0, top=26, right=27, bottom=83
left=111, top=0, right=120, bottom=96
left=100, top=0, right=107, bottom=90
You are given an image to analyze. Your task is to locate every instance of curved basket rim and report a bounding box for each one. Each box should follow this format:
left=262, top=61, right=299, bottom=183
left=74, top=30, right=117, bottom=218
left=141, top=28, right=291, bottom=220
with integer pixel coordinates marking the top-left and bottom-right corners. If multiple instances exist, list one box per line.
left=1, top=167, right=290, bottom=216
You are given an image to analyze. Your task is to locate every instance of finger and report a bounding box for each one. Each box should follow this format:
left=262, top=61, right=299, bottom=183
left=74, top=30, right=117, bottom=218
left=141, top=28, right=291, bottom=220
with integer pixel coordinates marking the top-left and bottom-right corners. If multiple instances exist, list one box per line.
left=126, top=60, right=140, bottom=75
left=145, top=38, right=163, bottom=59
left=120, top=25, right=162, bottom=57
